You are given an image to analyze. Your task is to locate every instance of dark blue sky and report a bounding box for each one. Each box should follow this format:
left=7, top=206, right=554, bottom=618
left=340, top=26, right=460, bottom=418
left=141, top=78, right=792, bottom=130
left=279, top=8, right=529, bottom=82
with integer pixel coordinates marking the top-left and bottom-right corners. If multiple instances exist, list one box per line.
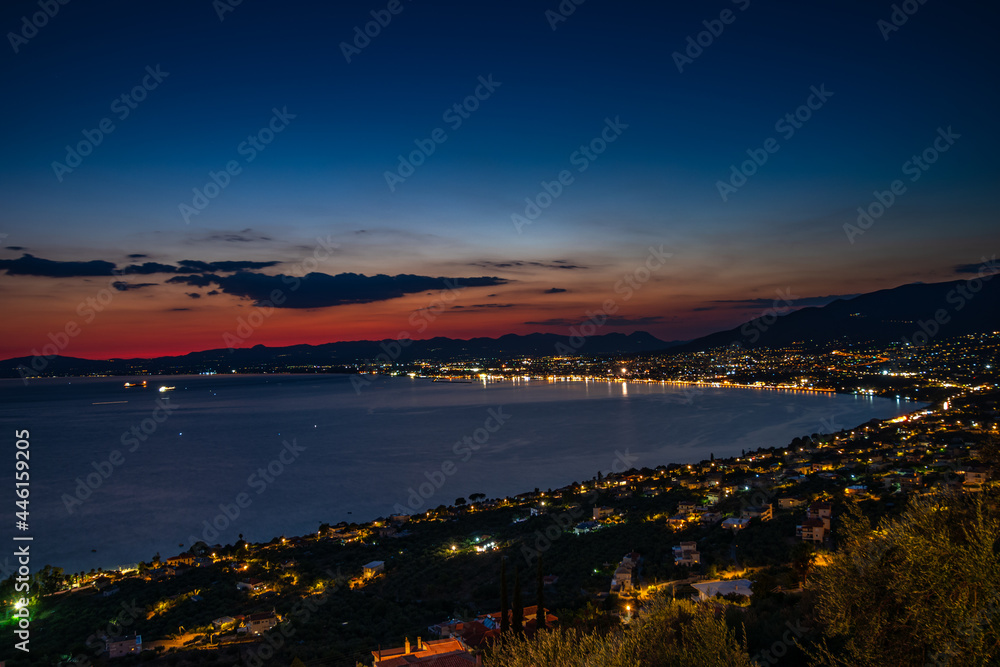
left=1, top=0, right=997, bottom=357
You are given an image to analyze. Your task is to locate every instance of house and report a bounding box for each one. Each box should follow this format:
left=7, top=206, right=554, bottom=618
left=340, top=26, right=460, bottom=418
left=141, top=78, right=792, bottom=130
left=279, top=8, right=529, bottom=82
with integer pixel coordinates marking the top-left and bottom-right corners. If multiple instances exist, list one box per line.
left=797, top=518, right=826, bottom=543
left=610, top=553, right=640, bottom=593
left=363, top=560, right=385, bottom=579
left=964, top=468, right=989, bottom=489
left=593, top=506, right=614, bottom=520
left=673, top=541, right=700, bottom=566
left=246, top=611, right=278, bottom=635
left=428, top=619, right=466, bottom=638
left=694, top=511, right=719, bottom=526
left=667, top=513, right=690, bottom=530
left=808, top=502, right=832, bottom=520
left=778, top=497, right=804, bottom=510
left=236, top=578, right=267, bottom=593
left=106, top=634, right=141, bottom=658
left=166, top=553, right=196, bottom=567
left=741, top=504, right=772, bottom=521
left=691, top=579, right=753, bottom=601
left=721, top=517, right=750, bottom=531
left=373, top=637, right=477, bottom=666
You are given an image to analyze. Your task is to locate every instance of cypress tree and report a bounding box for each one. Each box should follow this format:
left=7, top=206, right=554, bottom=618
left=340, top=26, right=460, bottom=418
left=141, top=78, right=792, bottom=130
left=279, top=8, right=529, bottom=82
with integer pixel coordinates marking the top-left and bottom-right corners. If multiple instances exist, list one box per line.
left=512, top=564, right=523, bottom=636
left=536, top=555, right=546, bottom=632
left=500, top=557, right=509, bottom=635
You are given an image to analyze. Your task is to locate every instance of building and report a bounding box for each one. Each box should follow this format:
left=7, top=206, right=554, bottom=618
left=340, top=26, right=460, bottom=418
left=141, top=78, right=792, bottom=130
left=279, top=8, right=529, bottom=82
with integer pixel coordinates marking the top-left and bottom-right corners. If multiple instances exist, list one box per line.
left=373, top=637, right=478, bottom=666
left=106, top=634, right=141, bottom=658
left=246, top=611, right=278, bottom=635
left=236, top=578, right=267, bottom=593
left=593, top=506, right=614, bottom=520
left=778, top=497, right=804, bottom=510
left=721, top=517, right=750, bottom=531
left=741, top=503, right=772, bottom=521
left=363, top=560, right=385, bottom=578
left=963, top=468, right=989, bottom=489
left=673, top=541, right=700, bottom=566
left=797, top=518, right=826, bottom=543
left=808, top=502, right=832, bottom=520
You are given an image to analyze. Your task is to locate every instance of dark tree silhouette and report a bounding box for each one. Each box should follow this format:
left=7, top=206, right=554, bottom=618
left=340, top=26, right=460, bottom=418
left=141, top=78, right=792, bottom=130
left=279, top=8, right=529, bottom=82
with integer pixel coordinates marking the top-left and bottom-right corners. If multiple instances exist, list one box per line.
left=500, top=557, right=509, bottom=635
left=512, top=564, right=523, bottom=636
left=536, top=556, right=546, bottom=632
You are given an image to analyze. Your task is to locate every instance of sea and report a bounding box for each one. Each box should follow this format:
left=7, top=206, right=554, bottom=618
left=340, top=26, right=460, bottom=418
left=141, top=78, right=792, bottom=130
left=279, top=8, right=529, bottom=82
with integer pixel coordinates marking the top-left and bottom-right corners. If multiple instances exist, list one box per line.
left=0, top=374, right=921, bottom=574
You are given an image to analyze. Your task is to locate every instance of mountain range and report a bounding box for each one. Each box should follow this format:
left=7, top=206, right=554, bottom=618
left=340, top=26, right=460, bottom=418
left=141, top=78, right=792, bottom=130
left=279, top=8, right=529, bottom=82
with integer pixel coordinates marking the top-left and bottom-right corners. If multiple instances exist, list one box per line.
left=2, top=277, right=997, bottom=378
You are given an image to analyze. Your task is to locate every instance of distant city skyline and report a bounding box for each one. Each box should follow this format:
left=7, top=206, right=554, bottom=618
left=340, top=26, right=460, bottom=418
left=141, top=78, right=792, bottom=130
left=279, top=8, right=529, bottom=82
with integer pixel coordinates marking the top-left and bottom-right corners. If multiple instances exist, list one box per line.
left=1, top=0, right=998, bottom=358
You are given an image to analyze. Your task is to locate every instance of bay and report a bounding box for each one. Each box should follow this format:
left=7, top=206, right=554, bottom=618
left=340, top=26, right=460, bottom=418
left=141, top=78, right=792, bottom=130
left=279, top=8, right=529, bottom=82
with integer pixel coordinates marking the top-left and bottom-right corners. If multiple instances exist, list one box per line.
left=0, top=374, right=920, bottom=574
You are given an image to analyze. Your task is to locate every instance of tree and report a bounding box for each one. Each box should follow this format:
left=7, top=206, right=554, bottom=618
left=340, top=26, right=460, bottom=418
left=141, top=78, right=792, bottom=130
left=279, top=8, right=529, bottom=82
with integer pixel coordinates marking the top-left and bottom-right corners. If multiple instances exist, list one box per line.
left=470, top=493, right=486, bottom=503
left=455, top=497, right=466, bottom=506
left=809, top=490, right=1000, bottom=667
left=536, top=556, right=546, bottom=632
left=34, top=565, right=65, bottom=595
left=486, top=594, right=752, bottom=667
left=790, top=541, right=816, bottom=587
left=500, top=557, right=509, bottom=635
left=512, top=565, right=523, bottom=636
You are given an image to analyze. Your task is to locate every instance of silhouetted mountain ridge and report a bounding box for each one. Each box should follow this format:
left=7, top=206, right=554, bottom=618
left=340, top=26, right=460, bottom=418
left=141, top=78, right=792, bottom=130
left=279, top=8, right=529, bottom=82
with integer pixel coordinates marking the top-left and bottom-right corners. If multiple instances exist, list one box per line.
left=0, top=331, right=679, bottom=378
left=668, top=278, right=1000, bottom=354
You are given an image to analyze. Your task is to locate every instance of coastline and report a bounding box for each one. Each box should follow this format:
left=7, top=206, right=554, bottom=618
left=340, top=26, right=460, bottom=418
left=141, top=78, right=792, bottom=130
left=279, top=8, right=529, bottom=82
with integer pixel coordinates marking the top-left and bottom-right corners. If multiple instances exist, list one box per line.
left=26, top=376, right=927, bottom=577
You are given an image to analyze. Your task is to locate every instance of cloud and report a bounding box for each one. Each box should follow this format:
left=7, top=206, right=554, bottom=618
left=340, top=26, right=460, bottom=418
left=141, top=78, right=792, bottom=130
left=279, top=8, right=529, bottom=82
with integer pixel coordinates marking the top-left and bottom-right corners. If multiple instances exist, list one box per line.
left=453, top=303, right=516, bottom=309
left=112, top=281, right=157, bottom=291
left=127, top=253, right=149, bottom=259
left=524, top=315, right=664, bottom=327
left=544, top=288, right=567, bottom=294
left=123, top=261, right=182, bottom=275
left=0, top=253, right=115, bottom=277
left=187, top=292, right=201, bottom=299
left=5, top=246, right=27, bottom=251
left=168, top=271, right=508, bottom=308
left=177, top=259, right=281, bottom=273
left=123, top=259, right=282, bottom=275
left=197, top=228, right=274, bottom=244
left=166, top=274, right=219, bottom=288
left=954, top=260, right=998, bottom=275
left=711, top=293, right=858, bottom=309
left=0, top=252, right=286, bottom=280
left=470, top=260, right=587, bottom=271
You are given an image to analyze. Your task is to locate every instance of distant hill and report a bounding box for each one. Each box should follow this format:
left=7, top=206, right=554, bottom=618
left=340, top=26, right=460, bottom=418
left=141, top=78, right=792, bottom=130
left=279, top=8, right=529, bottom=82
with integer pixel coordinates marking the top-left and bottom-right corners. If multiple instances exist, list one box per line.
left=667, top=278, right=1000, bottom=354
left=0, top=331, right=680, bottom=378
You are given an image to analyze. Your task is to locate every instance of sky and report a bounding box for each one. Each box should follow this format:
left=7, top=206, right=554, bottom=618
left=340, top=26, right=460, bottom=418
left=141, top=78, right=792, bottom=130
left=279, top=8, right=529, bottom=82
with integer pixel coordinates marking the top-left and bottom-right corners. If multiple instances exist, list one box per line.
left=0, top=0, right=998, bottom=359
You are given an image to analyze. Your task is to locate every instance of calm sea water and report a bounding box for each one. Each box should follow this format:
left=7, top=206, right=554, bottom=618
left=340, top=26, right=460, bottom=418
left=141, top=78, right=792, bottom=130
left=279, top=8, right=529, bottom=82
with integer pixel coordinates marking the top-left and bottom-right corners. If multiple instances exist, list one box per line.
left=0, top=374, right=919, bottom=574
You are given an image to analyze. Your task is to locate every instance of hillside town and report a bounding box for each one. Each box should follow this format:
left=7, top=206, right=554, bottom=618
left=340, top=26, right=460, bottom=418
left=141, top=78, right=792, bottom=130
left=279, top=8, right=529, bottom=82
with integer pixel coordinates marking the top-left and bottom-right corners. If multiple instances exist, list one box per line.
left=1, top=333, right=998, bottom=666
